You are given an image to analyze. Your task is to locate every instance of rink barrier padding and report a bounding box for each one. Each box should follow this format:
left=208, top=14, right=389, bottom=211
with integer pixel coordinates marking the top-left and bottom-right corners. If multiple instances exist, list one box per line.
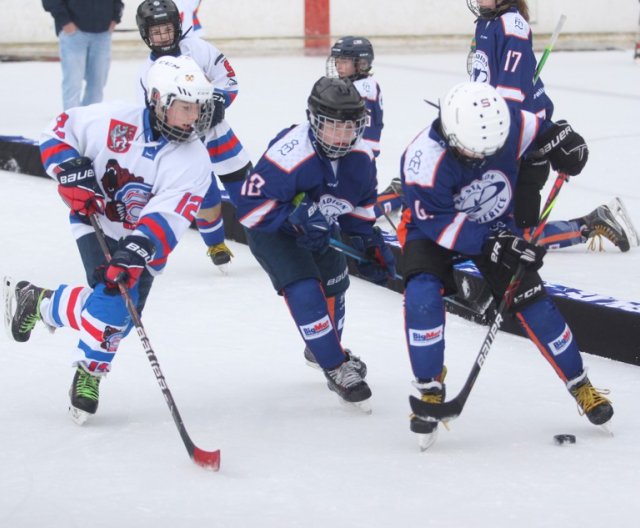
left=3, top=135, right=639, bottom=366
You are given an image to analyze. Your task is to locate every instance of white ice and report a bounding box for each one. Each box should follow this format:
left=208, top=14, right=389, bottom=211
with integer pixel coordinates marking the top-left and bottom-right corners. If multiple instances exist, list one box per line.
left=1, top=50, right=639, bottom=528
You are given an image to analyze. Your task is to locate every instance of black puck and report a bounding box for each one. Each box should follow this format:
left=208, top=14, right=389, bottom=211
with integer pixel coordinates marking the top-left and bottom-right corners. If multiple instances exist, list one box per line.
left=553, top=434, right=576, bottom=445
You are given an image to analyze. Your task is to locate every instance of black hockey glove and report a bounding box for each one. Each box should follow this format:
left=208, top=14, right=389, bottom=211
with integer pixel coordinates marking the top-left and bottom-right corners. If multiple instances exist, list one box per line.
left=350, top=227, right=397, bottom=285
left=211, top=92, right=226, bottom=127
left=537, top=120, right=588, bottom=176
left=103, top=235, right=155, bottom=292
left=56, top=157, right=105, bottom=217
left=285, top=194, right=332, bottom=253
left=482, top=231, right=546, bottom=273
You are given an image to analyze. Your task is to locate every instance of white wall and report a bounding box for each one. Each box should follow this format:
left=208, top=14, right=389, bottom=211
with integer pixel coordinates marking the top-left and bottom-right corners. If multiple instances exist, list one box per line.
left=0, top=0, right=637, bottom=44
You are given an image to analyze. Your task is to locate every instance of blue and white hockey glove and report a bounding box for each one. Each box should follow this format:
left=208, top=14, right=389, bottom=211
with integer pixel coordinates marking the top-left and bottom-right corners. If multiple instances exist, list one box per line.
left=285, top=194, right=332, bottom=253
left=350, top=227, right=397, bottom=284
left=482, top=230, right=546, bottom=273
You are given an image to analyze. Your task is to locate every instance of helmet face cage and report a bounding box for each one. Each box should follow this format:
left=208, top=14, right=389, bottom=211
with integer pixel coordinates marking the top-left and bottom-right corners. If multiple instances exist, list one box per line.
left=308, top=112, right=367, bottom=159
left=439, top=82, right=510, bottom=161
left=136, top=0, right=182, bottom=55
left=146, top=56, right=214, bottom=143
left=325, top=36, right=374, bottom=80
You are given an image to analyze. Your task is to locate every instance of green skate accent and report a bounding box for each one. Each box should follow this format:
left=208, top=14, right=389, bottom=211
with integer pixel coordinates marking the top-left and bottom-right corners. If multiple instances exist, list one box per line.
left=74, top=369, right=101, bottom=402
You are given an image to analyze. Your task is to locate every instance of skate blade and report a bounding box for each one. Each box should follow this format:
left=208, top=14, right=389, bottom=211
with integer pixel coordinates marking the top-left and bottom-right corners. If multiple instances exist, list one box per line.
left=215, top=263, right=231, bottom=275
left=418, top=429, right=439, bottom=452
left=598, top=422, right=614, bottom=437
left=609, top=197, right=639, bottom=248
left=69, top=405, right=92, bottom=425
left=2, top=276, right=15, bottom=339
left=337, top=396, right=372, bottom=415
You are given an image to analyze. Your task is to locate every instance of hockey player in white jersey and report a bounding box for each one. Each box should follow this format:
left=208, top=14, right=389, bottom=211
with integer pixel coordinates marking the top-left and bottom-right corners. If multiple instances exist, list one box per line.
left=136, top=0, right=252, bottom=271
left=4, top=55, right=214, bottom=424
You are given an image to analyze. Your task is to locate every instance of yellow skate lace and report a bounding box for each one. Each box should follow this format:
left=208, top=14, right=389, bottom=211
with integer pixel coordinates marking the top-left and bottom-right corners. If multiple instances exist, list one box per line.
left=571, top=383, right=611, bottom=416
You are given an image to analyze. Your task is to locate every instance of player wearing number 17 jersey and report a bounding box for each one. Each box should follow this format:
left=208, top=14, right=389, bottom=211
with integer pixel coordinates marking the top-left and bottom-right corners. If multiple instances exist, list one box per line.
left=3, top=55, right=213, bottom=425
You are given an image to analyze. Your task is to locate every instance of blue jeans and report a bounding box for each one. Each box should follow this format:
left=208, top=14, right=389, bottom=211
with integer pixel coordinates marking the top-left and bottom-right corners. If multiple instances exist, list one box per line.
left=59, top=30, right=112, bottom=110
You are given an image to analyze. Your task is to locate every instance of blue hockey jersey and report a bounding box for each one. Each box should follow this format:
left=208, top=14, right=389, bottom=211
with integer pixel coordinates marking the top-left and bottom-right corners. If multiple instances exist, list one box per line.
left=236, top=122, right=378, bottom=237
left=469, top=7, right=554, bottom=119
left=400, top=110, right=546, bottom=256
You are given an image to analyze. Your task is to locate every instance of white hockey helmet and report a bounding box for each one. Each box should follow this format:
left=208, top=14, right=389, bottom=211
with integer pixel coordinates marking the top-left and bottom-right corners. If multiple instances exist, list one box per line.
left=440, top=81, right=510, bottom=159
left=146, top=55, right=214, bottom=142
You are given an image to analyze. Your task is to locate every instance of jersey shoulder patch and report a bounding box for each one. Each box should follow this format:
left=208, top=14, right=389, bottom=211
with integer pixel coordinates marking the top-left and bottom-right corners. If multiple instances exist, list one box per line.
left=501, top=12, right=530, bottom=39
left=264, top=124, right=315, bottom=172
left=354, top=77, right=379, bottom=101
left=402, top=127, right=446, bottom=187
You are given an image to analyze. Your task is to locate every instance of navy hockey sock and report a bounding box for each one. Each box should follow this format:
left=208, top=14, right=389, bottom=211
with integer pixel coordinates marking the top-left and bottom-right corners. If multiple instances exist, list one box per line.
left=283, top=279, right=345, bottom=369
left=404, top=273, right=446, bottom=380
left=516, top=298, right=583, bottom=381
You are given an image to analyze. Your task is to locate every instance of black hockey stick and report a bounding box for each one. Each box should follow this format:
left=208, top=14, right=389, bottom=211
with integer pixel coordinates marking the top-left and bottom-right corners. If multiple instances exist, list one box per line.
left=89, top=215, right=221, bottom=471
left=410, top=172, right=569, bottom=422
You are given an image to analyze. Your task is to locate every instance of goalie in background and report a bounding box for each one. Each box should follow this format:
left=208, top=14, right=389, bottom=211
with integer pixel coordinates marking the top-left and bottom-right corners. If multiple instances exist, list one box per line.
left=398, top=82, right=613, bottom=450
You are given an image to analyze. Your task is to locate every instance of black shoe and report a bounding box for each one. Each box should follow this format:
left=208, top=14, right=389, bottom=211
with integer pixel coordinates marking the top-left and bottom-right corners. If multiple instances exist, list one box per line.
left=579, top=203, right=631, bottom=252
left=380, top=177, right=403, bottom=197
left=9, top=280, right=53, bottom=343
left=324, top=359, right=372, bottom=403
left=207, top=243, right=234, bottom=266
left=304, top=347, right=367, bottom=378
left=567, top=370, right=613, bottom=426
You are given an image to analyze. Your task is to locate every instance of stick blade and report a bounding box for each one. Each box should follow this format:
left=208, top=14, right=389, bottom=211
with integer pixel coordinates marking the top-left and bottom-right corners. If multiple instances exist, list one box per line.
left=192, top=447, right=221, bottom=471
left=409, top=395, right=463, bottom=422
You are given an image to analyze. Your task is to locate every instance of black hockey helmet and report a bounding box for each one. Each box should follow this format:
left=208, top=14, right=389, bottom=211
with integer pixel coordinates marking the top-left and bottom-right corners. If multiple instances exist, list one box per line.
left=466, top=0, right=518, bottom=19
left=326, top=36, right=374, bottom=80
left=136, top=0, right=182, bottom=56
left=307, top=77, right=367, bottom=159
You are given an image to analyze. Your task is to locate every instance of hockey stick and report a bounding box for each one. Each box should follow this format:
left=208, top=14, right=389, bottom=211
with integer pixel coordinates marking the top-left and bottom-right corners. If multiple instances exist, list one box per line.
left=410, top=172, right=569, bottom=422
left=89, top=215, right=221, bottom=471
left=533, top=14, right=567, bottom=83
left=329, top=237, right=403, bottom=281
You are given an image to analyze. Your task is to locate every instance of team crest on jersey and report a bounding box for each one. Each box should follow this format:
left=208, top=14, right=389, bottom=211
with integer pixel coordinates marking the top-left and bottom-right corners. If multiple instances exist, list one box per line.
left=101, top=160, right=152, bottom=228
left=454, top=170, right=511, bottom=224
left=101, top=325, right=124, bottom=352
left=318, top=194, right=352, bottom=222
left=107, top=119, right=137, bottom=153
left=470, top=50, right=490, bottom=84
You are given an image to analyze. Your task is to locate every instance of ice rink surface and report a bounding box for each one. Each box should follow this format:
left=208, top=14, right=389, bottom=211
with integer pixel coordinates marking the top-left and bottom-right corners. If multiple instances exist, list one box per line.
left=1, top=48, right=639, bottom=527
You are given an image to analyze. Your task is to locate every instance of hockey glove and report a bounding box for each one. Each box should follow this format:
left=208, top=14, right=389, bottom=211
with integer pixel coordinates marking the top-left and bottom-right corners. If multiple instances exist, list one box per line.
left=482, top=231, right=546, bottom=273
left=56, top=157, right=105, bottom=217
left=104, top=235, right=155, bottom=291
left=285, top=194, right=332, bottom=253
left=537, top=120, right=588, bottom=176
left=350, top=227, right=397, bottom=284
left=211, top=91, right=226, bottom=127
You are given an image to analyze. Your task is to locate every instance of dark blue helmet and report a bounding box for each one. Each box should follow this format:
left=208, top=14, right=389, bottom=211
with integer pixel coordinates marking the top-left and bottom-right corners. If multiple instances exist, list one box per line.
left=326, top=36, right=374, bottom=80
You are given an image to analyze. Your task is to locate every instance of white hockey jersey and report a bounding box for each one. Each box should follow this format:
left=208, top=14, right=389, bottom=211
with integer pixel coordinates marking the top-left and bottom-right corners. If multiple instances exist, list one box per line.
left=39, top=101, right=212, bottom=273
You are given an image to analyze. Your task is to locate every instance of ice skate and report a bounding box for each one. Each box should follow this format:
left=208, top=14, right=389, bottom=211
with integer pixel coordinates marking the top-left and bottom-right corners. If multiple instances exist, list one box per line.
left=380, top=177, right=403, bottom=198
left=567, top=370, right=613, bottom=426
left=207, top=242, right=234, bottom=274
left=304, top=347, right=367, bottom=378
left=69, top=365, right=102, bottom=425
left=410, top=367, right=447, bottom=451
left=324, top=358, right=372, bottom=413
left=579, top=198, right=638, bottom=252
left=4, top=277, right=54, bottom=342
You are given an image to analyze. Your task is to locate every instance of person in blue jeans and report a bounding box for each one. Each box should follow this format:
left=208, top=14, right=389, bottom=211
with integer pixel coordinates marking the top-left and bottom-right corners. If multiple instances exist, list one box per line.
left=42, top=0, right=124, bottom=110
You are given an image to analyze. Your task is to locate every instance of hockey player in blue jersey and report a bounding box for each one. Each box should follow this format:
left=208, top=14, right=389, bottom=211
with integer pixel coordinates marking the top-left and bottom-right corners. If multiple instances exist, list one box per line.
left=399, top=81, right=613, bottom=449
left=467, top=0, right=637, bottom=252
left=235, top=77, right=396, bottom=410
left=4, top=55, right=214, bottom=424
left=136, top=0, right=253, bottom=271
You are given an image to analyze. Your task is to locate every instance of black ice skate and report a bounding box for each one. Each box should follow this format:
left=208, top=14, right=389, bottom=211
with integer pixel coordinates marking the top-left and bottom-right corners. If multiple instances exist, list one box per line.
left=380, top=177, right=403, bottom=197
left=324, top=358, right=372, bottom=412
left=410, top=367, right=447, bottom=451
left=69, top=365, right=102, bottom=425
left=567, top=370, right=613, bottom=427
left=4, top=278, right=53, bottom=343
left=578, top=198, right=639, bottom=252
left=304, top=347, right=368, bottom=378
left=207, top=242, right=234, bottom=273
